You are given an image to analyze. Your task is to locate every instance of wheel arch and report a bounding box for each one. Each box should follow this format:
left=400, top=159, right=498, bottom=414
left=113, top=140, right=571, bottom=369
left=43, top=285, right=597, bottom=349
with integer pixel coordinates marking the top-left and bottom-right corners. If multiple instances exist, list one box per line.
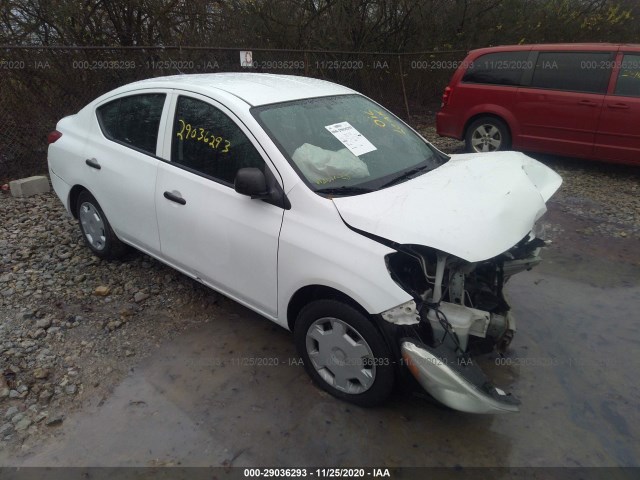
left=463, top=112, right=514, bottom=143
left=286, top=284, right=371, bottom=332
left=68, top=184, right=89, bottom=219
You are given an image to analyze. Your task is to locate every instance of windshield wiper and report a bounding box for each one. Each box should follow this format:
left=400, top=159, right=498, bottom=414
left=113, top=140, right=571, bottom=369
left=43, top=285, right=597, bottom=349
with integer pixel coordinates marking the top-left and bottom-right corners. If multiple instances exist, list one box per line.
left=315, top=186, right=373, bottom=196
left=379, top=163, right=432, bottom=189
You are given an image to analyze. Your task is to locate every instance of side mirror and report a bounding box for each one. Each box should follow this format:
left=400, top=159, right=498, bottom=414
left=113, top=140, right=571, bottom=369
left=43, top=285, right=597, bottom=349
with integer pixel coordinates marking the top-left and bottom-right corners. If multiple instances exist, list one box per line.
left=234, top=168, right=270, bottom=199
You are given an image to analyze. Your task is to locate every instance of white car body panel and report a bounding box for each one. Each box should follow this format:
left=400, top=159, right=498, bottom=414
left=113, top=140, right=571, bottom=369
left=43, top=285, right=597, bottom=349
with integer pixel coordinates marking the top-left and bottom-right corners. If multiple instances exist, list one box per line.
left=277, top=182, right=412, bottom=327
left=48, top=113, right=92, bottom=212
left=333, top=151, right=562, bottom=262
left=155, top=162, right=283, bottom=318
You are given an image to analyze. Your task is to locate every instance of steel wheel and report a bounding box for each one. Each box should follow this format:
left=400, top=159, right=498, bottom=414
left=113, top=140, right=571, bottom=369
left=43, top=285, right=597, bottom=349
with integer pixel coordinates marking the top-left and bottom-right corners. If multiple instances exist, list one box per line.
left=465, top=116, right=511, bottom=153
left=79, top=201, right=106, bottom=251
left=76, top=190, right=128, bottom=259
left=306, top=317, right=376, bottom=394
left=295, top=299, right=395, bottom=406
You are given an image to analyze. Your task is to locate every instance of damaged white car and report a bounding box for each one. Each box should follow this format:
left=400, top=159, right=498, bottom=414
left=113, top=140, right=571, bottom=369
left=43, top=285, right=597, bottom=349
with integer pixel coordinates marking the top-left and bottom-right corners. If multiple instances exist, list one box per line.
left=48, top=73, right=561, bottom=413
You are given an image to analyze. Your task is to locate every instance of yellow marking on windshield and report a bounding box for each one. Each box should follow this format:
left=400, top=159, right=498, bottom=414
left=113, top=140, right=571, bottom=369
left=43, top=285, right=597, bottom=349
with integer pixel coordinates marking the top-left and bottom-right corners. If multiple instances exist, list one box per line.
left=316, top=175, right=351, bottom=185
left=366, top=109, right=406, bottom=135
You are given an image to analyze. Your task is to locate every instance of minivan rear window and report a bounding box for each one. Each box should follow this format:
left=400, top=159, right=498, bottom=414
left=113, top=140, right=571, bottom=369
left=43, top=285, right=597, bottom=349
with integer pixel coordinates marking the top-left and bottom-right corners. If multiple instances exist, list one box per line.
left=531, top=52, right=612, bottom=94
left=462, top=51, right=530, bottom=86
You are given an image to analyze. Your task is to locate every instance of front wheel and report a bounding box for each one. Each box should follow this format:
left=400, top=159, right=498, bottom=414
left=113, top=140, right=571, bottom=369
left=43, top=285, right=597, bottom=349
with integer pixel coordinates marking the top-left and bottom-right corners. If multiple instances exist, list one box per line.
left=465, top=116, right=511, bottom=153
left=294, top=300, right=395, bottom=407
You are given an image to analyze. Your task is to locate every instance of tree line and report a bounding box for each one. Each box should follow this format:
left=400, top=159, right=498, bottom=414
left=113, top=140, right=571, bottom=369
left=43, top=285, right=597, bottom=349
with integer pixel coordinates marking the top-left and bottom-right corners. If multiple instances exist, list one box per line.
left=1, top=0, right=638, bottom=181
left=1, top=0, right=638, bottom=52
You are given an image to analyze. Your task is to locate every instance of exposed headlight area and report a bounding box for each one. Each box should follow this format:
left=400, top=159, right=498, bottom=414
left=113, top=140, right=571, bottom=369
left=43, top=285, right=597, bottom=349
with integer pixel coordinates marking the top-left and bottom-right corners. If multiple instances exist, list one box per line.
left=382, top=232, right=548, bottom=413
left=384, top=233, right=544, bottom=352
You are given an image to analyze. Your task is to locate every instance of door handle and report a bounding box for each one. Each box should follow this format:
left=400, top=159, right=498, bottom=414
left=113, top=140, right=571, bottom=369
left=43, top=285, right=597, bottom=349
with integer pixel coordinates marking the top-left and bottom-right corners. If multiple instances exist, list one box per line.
left=163, top=191, right=186, bottom=205
left=607, top=103, right=630, bottom=109
left=578, top=100, right=598, bottom=107
left=85, top=158, right=101, bottom=170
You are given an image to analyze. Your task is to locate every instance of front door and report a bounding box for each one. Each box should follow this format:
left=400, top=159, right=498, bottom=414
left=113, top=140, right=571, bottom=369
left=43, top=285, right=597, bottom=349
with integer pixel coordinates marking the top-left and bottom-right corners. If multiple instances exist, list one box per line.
left=155, top=93, right=284, bottom=318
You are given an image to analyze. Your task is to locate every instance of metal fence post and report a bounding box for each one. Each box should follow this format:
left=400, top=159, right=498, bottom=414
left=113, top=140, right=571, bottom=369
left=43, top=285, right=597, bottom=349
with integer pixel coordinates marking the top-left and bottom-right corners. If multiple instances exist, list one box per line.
left=397, top=54, right=410, bottom=119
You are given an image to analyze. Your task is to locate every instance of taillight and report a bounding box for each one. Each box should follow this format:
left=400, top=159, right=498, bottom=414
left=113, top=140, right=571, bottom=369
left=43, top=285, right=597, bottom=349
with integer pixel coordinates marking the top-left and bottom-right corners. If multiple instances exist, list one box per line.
left=48, top=130, right=62, bottom=144
left=441, top=86, right=452, bottom=108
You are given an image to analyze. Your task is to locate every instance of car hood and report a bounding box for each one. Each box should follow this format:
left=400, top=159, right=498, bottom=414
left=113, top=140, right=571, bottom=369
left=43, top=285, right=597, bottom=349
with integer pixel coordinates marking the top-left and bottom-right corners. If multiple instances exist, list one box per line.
left=332, top=151, right=562, bottom=262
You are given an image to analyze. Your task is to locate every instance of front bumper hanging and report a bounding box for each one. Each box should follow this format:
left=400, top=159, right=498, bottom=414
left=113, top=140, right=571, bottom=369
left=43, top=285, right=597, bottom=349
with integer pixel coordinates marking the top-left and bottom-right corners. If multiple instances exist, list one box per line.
left=401, top=339, right=520, bottom=414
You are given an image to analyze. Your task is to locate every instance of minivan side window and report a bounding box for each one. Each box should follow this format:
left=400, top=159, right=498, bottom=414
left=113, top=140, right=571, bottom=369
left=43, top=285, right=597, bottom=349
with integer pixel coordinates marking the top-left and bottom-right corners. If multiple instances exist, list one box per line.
left=614, top=54, right=640, bottom=97
left=462, top=51, right=530, bottom=86
left=531, top=52, right=612, bottom=94
left=96, top=94, right=166, bottom=155
left=171, top=96, right=265, bottom=185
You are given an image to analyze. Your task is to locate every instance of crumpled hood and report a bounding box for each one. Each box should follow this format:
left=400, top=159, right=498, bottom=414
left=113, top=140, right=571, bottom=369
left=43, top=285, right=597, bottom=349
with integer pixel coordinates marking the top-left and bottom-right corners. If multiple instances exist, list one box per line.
left=332, top=151, right=562, bottom=262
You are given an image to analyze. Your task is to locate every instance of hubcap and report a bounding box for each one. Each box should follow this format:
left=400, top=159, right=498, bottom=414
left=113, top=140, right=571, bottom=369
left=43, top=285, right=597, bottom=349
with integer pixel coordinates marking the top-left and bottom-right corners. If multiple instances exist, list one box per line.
left=471, top=124, right=502, bottom=152
left=305, top=317, right=376, bottom=394
left=79, top=202, right=106, bottom=250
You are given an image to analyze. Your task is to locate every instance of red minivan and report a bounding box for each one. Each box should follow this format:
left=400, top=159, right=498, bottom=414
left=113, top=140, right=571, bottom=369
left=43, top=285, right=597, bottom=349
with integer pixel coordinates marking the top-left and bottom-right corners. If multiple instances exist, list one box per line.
left=436, top=43, right=640, bottom=165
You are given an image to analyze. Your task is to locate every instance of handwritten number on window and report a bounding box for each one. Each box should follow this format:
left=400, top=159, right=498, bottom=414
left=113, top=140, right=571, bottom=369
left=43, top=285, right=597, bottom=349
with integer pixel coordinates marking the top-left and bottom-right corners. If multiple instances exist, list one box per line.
left=175, top=119, right=232, bottom=153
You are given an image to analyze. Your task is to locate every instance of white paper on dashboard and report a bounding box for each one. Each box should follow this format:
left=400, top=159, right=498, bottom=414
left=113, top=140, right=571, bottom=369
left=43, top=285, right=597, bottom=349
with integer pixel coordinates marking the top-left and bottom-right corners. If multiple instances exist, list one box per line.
left=325, top=121, right=377, bottom=157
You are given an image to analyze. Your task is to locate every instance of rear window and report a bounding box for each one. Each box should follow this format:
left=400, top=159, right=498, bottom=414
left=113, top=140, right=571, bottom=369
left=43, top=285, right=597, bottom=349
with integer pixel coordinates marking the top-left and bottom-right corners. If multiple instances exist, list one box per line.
left=531, top=52, right=612, bottom=94
left=462, top=51, right=530, bottom=86
left=97, top=93, right=166, bottom=155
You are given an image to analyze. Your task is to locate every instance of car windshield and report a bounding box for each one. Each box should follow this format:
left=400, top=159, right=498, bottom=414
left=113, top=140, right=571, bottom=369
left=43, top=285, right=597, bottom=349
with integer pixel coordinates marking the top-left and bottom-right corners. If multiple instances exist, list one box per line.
left=252, top=94, right=447, bottom=195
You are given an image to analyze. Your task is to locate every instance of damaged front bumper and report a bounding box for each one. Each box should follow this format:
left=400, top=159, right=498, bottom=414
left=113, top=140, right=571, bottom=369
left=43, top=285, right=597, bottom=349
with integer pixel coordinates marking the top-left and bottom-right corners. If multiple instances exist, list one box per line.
left=400, top=339, right=519, bottom=414
left=380, top=231, right=547, bottom=413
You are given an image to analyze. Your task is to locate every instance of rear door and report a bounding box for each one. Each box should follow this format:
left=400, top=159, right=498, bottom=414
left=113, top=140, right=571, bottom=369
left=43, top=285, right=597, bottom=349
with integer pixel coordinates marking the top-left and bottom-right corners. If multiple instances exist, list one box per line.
left=594, top=52, right=640, bottom=165
left=87, top=91, right=169, bottom=254
left=514, top=50, right=614, bottom=157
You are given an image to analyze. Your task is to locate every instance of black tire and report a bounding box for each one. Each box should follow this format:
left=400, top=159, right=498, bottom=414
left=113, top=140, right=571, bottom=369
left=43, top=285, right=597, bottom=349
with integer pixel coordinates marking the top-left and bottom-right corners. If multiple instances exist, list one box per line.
left=76, top=190, right=127, bottom=259
left=465, top=116, right=511, bottom=153
left=294, top=299, right=395, bottom=407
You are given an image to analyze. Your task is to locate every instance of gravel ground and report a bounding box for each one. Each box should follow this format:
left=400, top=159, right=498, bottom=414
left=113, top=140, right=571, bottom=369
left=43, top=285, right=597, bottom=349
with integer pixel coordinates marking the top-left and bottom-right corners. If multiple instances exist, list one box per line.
left=0, top=193, right=220, bottom=453
left=1, top=121, right=638, bottom=455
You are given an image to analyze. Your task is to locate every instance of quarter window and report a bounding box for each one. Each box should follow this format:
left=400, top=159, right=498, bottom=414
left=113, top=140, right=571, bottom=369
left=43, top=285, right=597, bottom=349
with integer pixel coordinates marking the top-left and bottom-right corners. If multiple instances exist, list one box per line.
left=96, top=94, right=166, bottom=155
left=462, top=51, right=530, bottom=86
left=171, top=96, right=265, bottom=185
left=614, top=54, right=640, bottom=97
left=531, top=52, right=612, bottom=94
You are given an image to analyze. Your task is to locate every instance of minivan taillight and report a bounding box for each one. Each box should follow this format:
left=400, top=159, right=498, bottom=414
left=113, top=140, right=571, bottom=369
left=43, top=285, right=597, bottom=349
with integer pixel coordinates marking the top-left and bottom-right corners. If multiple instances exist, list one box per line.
left=441, top=86, right=452, bottom=107
left=47, top=130, right=62, bottom=144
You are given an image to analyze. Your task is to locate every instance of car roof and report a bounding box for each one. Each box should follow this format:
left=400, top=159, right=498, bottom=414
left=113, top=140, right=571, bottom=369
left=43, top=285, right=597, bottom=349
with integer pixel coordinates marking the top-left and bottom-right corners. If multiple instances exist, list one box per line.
left=121, top=73, right=356, bottom=107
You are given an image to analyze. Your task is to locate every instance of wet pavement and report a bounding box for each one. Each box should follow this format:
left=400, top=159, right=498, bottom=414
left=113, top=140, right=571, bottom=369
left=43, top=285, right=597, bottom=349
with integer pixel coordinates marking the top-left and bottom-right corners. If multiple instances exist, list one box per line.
left=4, top=206, right=640, bottom=468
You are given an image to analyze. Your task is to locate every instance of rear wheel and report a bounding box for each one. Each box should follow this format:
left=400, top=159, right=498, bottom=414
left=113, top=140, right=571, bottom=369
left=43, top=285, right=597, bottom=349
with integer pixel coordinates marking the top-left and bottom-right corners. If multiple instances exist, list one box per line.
left=294, top=300, right=394, bottom=407
left=465, top=116, right=511, bottom=153
left=76, top=190, right=127, bottom=259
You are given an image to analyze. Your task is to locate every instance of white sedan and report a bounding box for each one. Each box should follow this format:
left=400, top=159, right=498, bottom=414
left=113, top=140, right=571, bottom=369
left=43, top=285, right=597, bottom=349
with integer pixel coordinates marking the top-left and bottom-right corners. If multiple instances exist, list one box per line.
left=48, top=73, right=561, bottom=413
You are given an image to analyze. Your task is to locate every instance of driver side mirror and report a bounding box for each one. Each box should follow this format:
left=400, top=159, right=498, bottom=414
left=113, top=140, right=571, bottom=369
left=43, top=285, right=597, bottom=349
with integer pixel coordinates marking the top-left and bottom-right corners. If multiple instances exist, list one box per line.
left=234, top=168, right=270, bottom=199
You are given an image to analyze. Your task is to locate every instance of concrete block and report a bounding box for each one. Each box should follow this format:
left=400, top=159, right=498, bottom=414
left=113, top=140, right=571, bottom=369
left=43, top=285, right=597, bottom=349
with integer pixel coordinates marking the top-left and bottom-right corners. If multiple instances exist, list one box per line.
left=9, top=176, right=50, bottom=197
